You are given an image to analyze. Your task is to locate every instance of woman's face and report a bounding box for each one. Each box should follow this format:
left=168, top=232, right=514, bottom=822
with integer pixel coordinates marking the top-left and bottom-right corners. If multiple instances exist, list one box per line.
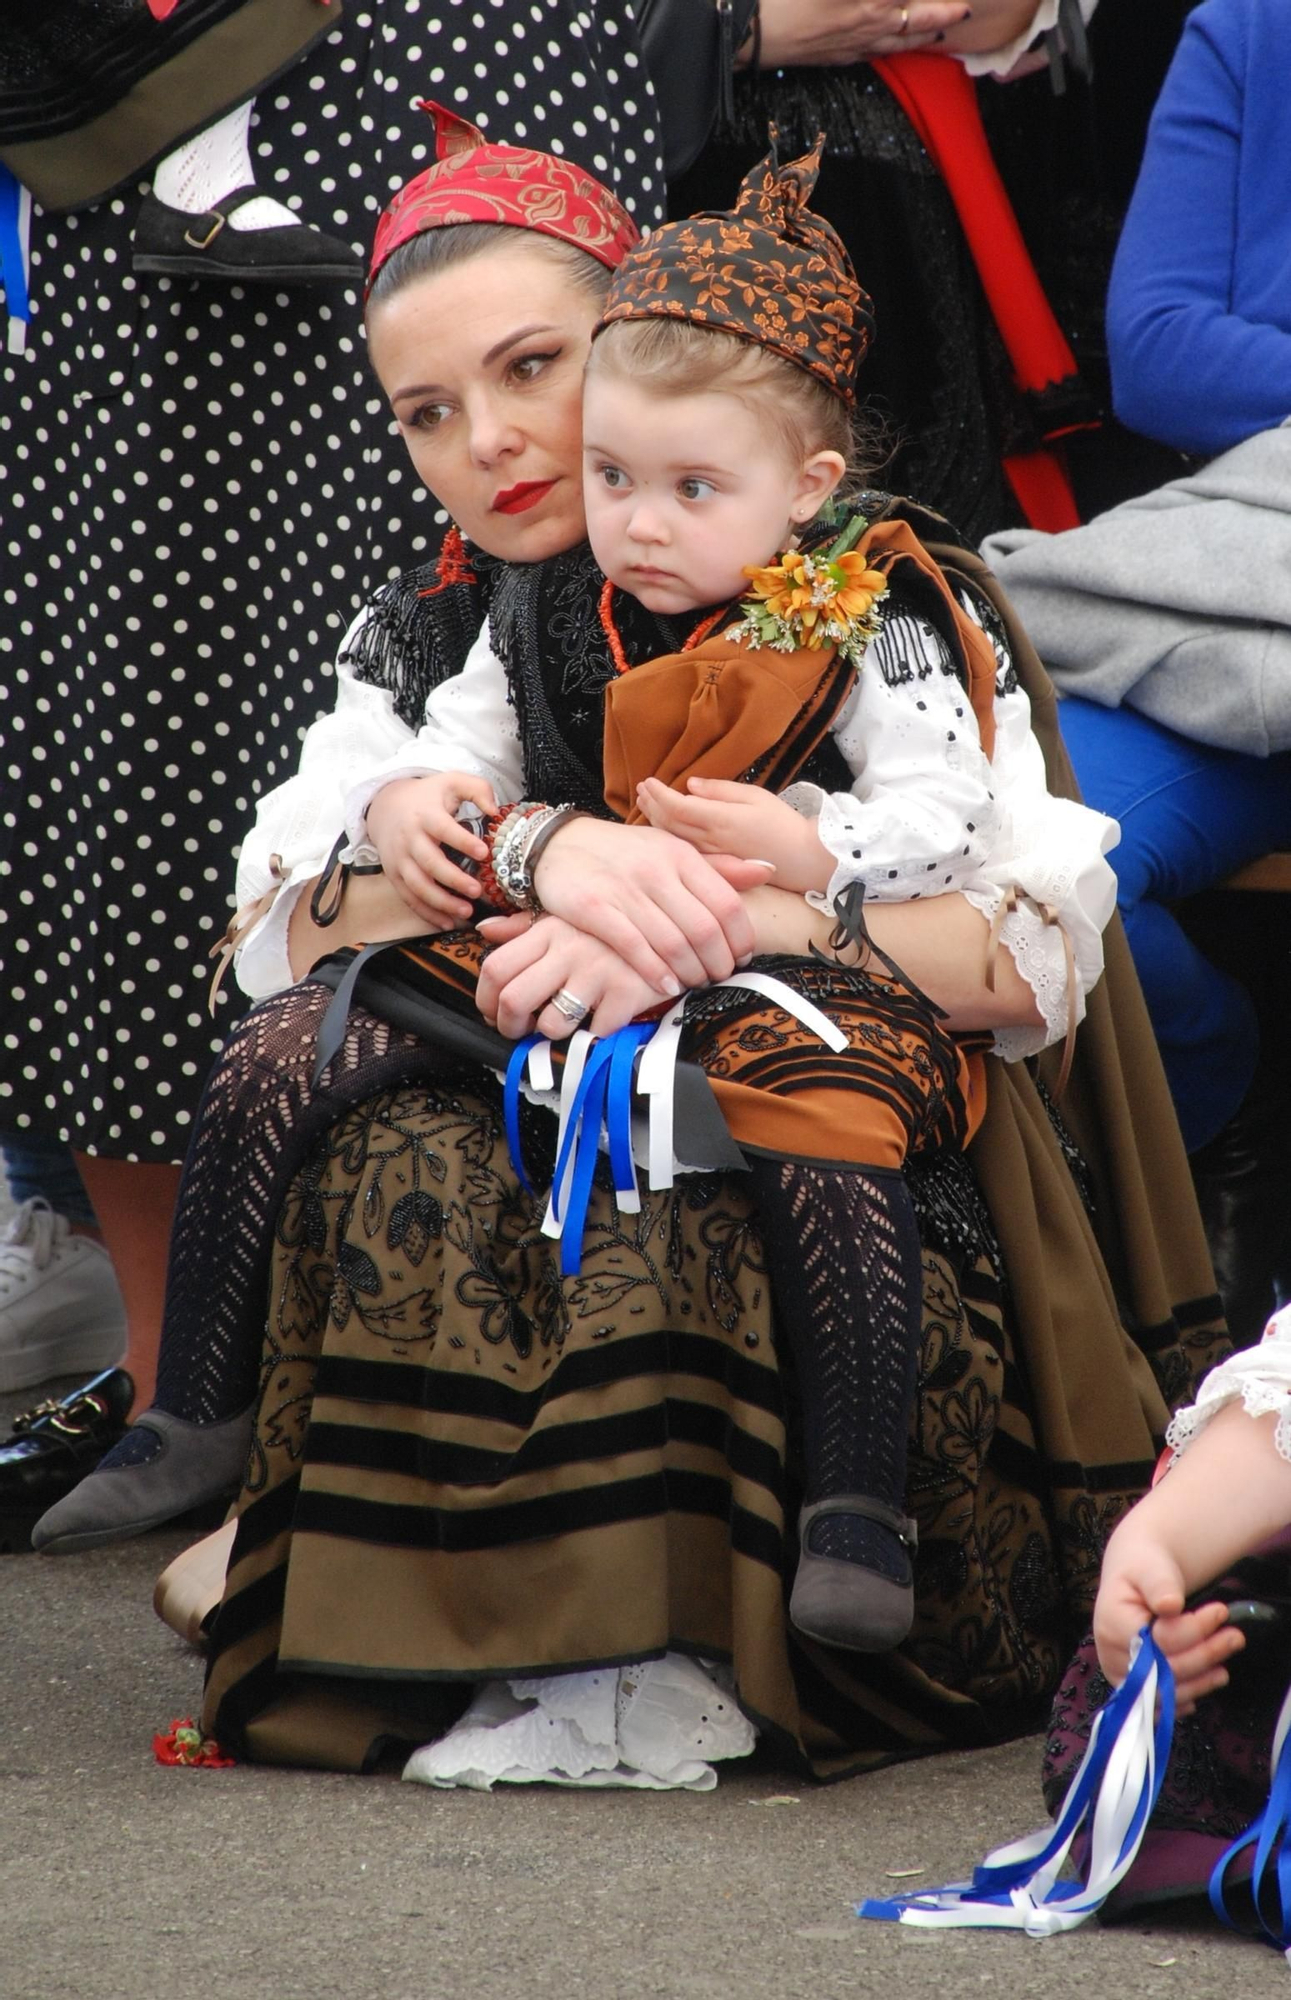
left=367, top=240, right=602, bottom=564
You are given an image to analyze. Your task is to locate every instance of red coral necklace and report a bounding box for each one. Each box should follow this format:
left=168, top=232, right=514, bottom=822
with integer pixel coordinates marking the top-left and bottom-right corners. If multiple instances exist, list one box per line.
left=598, top=577, right=725, bottom=676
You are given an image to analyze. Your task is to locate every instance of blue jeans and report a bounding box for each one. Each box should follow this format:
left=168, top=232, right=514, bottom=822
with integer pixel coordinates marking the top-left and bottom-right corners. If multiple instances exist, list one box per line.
left=1058, top=697, right=1291, bottom=1152
left=1, top=1131, right=98, bottom=1228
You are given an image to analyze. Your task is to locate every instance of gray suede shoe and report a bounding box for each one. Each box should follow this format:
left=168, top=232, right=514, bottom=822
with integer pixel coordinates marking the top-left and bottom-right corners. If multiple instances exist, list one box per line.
left=30, top=1405, right=253, bottom=1554
left=788, top=1494, right=918, bottom=1653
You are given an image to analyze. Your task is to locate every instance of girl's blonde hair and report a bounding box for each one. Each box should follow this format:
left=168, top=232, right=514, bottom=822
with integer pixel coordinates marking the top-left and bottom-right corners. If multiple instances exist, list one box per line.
left=587, top=317, right=877, bottom=489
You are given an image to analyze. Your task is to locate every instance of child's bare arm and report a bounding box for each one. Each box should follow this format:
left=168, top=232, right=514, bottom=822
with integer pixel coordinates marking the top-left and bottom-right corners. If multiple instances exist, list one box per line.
left=287, top=868, right=437, bottom=979
left=1094, top=1403, right=1291, bottom=1704
left=636, top=776, right=832, bottom=894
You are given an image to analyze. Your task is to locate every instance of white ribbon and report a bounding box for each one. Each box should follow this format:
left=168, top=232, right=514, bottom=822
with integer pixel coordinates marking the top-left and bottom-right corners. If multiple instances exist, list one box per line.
left=867, top=1634, right=1167, bottom=1936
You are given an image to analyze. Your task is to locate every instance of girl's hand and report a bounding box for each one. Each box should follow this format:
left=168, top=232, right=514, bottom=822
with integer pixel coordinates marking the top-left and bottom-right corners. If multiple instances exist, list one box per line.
left=531, top=817, right=773, bottom=996
left=753, top=0, right=972, bottom=65
left=1093, top=1525, right=1245, bottom=1714
left=476, top=913, right=668, bottom=1042
left=364, top=771, right=497, bottom=928
left=636, top=777, right=832, bottom=896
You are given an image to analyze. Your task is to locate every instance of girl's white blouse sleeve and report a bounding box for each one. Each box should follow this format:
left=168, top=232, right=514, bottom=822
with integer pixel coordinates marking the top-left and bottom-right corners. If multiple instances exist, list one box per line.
left=341, top=621, right=524, bottom=844
left=1165, top=1304, right=1291, bottom=1468
left=783, top=587, right=1119, bottom=1060
left=955, top=589, right=1119, bottom=1058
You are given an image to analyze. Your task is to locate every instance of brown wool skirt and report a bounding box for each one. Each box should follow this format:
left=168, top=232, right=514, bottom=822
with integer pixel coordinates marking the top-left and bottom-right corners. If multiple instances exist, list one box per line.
left=201, top=1066, right=1187, bottom=1778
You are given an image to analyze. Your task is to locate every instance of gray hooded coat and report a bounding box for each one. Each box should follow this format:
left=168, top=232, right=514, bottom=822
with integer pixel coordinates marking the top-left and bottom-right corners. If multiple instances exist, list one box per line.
left=982, top=424, right=1291, bottom=758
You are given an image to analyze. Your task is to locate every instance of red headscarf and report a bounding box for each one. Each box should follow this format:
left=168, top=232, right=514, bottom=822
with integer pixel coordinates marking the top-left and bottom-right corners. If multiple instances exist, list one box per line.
left=367, top=103, right=640, bottom=296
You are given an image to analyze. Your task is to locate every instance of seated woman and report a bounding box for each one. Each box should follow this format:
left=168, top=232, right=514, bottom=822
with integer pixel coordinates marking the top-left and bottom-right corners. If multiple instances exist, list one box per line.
left=985, top=0, right=1291, bottom=1343
left=39, top=112, right=1220, bottom=1782
left=340, top=133, right=1120, bottom=1666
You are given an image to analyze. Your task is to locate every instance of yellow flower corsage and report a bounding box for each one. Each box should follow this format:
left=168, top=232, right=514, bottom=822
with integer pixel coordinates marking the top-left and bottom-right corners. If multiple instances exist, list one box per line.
left=729, top=515, right=888, bottom=668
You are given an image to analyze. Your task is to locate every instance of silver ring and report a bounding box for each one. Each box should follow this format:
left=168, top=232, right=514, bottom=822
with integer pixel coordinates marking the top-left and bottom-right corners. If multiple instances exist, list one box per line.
left=551, top=988, right=590, bottom=1023
left=897, top=4, right=910, bottom=28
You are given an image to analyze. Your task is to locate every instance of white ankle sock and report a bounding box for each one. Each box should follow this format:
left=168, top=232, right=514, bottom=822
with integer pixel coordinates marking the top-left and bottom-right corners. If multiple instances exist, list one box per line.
left=151, top=100, right=302, bottom=233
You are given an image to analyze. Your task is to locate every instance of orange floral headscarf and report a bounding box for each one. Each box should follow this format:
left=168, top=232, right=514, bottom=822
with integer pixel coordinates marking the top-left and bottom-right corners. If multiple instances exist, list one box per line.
left=594, top=135, right=872, bottom=405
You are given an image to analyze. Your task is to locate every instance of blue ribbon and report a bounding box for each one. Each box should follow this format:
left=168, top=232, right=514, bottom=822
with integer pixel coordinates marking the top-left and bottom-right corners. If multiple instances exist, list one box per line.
left=1210, top=1695, right=1291, bottom=1953
left=0, top=165, right=30, bottom=345
left=503, top=1034, right=545, bottom=1196
left=506, top=1020, right=657, bottom=1277
left=859, top=1628, right=1173, bottom=1926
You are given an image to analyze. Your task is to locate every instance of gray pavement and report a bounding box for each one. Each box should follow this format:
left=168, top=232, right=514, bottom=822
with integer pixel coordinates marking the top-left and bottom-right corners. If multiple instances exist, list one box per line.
left=1, top=1378, right=1284, bottom=2000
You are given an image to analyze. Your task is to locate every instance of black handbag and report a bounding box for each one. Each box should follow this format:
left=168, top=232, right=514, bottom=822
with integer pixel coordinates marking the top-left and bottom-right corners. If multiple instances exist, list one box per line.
left=634, top=0, right=758, bottom=183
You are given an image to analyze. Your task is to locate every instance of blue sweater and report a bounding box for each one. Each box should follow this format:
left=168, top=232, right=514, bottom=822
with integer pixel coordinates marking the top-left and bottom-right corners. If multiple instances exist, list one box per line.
left=1106, top=0, right=1291, bottom=457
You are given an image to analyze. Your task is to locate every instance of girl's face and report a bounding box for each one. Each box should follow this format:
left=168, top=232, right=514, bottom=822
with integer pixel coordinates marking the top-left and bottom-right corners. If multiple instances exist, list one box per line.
left=582, top=372, right=844, bottom=617
left=367, top=241, right=602, bottom=564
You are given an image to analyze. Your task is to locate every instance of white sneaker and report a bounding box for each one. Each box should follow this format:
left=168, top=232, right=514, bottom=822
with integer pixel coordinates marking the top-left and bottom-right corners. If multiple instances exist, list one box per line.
left=0, top=1198, right=127, bottom=1393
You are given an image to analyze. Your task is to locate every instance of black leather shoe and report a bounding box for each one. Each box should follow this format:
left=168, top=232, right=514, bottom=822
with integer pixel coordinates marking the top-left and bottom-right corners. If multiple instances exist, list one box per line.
left=0, top=1368, right=133, bottom=1553
left=132, top=187, right=363, bottom=284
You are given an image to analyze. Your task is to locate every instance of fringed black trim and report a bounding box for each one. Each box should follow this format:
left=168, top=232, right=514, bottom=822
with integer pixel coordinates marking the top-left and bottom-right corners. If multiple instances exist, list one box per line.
left=339, top=555, right=495, bottom=733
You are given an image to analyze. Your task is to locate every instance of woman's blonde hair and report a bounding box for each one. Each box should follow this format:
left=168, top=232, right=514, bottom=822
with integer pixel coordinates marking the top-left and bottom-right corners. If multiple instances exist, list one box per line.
left=587, top=317, right=878, bottom=488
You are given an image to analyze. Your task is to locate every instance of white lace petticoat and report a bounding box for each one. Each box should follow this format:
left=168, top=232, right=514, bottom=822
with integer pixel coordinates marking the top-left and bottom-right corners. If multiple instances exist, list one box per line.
left=401, top=1652, right=757, bottom=1793
left=1165, top=1302, right=1291, bottom=1465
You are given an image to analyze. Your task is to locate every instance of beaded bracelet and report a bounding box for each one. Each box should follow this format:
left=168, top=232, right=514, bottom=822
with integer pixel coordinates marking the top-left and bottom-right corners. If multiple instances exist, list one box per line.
left=475, top=804, right=530, bottom=909
left=520, top=803, right=584, bottom=888
left=497, top=802, right=564, bottom=909
left=484, top=801, right=550, bottom=911
left=473, top=800, right=582, bottom=912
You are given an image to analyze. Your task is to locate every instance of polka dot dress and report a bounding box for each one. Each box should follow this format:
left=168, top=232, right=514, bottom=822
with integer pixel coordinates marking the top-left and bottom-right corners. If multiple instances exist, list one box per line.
left=0, top=1, right=662, bottom=1163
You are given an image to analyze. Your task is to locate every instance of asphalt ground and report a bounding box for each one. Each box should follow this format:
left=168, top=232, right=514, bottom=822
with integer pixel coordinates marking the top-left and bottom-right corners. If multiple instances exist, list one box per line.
left=1, top=1373, right=1283, bottom=2000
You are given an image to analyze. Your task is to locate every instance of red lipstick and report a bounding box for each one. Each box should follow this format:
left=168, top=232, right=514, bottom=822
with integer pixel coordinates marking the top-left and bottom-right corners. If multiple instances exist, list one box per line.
left=492, top=479, right=557, bottom=515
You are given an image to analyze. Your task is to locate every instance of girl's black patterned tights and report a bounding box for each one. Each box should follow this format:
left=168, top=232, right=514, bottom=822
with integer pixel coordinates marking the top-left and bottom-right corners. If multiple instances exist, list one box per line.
left=749, top=1157, right=923, bottom=1583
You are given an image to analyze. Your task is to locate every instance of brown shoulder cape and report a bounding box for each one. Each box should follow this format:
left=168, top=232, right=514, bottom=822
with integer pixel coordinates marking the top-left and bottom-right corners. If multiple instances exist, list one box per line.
left=927, top=530, right=1225, bottom=1476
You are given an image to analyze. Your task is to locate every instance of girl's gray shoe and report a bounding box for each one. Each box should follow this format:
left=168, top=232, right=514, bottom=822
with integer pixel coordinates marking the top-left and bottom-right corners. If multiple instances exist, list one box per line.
left=788, top=1494, right=918, bottom=1653
left=30, top=1405, right=253, bottom=1553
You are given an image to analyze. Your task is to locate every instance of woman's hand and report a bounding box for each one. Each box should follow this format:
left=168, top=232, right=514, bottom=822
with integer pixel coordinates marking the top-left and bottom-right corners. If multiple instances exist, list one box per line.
left=476, top=913, right=667, bottom=1042
left=753, top=0, right=972, bottom=67
left=531, top=817, right=773, bottom=997
left=751, top=0, right=1049, bottom=67
left=636, top=777, right=832, bottom=896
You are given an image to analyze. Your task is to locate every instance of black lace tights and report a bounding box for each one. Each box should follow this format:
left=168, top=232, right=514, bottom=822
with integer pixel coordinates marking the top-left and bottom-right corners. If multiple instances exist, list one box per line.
left=749, top=1158, right=923, bottom=1580
left=98, top=982, right=453, bottom=1469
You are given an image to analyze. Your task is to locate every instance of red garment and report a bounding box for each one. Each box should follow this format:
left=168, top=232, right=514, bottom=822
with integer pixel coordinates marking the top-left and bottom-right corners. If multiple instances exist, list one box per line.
left=873, top=52, right=1093, bottom=531
left=368, top=102, right=639, bottom=294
